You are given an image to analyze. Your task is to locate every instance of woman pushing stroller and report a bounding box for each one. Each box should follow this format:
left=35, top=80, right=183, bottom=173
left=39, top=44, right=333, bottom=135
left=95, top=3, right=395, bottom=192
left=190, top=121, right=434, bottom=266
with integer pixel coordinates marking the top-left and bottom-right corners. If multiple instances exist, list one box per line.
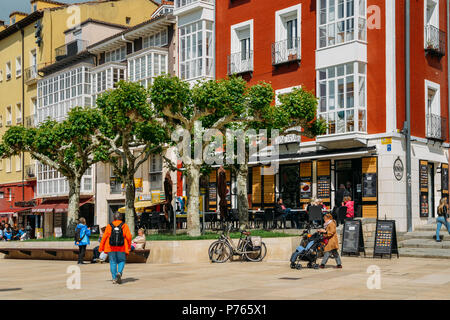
left=318, top=213, right=342, bottom=269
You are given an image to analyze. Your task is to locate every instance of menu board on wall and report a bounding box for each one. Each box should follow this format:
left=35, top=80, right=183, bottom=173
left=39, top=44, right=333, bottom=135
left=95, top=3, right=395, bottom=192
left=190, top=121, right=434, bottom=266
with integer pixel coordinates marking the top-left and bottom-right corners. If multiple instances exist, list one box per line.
left=316, top=160, right=331, bottom=203
left=208, top=171, right=217, bottom=211
left=442, top=163, right=449, bottom=198
left=300, top=162, right=312, bottom=203
left=419, top=160, right=428, bottom=218
left=362, top=157, right=378, bottom=202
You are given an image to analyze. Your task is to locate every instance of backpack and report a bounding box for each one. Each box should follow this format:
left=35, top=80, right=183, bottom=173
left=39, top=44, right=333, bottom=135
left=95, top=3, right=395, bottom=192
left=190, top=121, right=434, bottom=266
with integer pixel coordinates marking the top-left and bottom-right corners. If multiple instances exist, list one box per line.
left=74, top=227, right=85, bottom=243
left=109, top=222, right=125, bottom=246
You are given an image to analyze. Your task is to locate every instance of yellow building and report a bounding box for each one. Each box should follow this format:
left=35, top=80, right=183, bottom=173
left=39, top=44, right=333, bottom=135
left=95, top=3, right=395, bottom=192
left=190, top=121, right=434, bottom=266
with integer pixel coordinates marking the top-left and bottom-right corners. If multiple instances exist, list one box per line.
left=0, top=0, right=159, bottom=223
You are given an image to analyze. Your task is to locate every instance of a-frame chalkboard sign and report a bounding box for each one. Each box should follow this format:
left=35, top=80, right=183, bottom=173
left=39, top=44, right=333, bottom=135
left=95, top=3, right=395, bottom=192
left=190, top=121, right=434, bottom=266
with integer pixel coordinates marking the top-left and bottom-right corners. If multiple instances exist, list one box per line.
left=373, top=220, right=399, bottom=259
left=341, top=219, right=366, bottom=257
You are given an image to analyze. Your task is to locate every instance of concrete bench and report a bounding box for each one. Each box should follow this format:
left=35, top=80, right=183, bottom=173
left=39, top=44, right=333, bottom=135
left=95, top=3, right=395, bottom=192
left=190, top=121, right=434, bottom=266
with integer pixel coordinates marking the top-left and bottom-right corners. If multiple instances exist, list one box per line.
left=0, top=247, right=150, bottom=263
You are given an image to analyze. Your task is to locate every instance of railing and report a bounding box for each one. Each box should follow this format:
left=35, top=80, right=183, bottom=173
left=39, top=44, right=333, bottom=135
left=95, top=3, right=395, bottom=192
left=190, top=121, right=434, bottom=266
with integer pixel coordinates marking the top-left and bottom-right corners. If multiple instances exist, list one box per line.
left=271, top=37, right=301, bottom=66
left=425, top=24, right=446, bottom=57
left=24, top=65, right=38, bottom=83
left=25, top=165, right=36, bottom=179
left=26, top=115, right=35, bottom=128
left=227, top=51, right=253, bottom=75
left=175, top=0, right=213, bottom=9
left=55, top=39, right=89, bottom=61
left=426, top=113, right=447, bottom=141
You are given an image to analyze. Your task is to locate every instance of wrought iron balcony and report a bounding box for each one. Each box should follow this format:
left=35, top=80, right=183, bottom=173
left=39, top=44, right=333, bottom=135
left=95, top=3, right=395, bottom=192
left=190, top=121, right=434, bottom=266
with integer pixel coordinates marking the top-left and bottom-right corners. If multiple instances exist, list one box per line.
left=26, top=165, right=36, bottom=179
left=425, top=24, right=446, bottom=57
left=426, top=113, right=447, bottom=141
left=271, top=37, right=301, bottom=66
left=24, top=65, right=38, bottom=84
left=26, top=115, right=35, bottom=128
left=55, top=39, right=88, bottom=61
left=227, top=51, right=253, bottom=75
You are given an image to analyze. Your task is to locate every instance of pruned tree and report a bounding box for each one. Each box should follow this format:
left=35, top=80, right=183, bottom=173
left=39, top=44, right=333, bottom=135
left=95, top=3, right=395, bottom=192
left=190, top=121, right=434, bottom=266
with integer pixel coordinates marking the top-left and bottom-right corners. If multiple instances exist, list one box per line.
left=95, top=81, right=169, bottom=236
left=150, top=75, right=247, bottom=236
left=0, top=106, right=109, bottom=235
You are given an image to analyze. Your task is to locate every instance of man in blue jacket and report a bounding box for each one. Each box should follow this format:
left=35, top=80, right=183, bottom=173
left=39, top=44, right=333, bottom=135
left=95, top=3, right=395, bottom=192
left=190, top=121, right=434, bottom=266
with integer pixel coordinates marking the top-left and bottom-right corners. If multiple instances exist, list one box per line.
left=74, top=217, right=91, bottom=264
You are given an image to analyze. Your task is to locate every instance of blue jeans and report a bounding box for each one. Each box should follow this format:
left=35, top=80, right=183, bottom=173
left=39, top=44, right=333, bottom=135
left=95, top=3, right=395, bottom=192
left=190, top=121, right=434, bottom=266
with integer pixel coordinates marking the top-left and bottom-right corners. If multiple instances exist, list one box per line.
left=436, top=216, right=450, bottom=241
left=108, top=251, right=126, bottom=280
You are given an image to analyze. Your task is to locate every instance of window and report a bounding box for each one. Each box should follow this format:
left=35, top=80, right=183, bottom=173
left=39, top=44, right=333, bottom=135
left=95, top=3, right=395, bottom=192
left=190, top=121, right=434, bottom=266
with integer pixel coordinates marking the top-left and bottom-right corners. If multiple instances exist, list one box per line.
left=6, top=106, right=12, bottom=126
left=105, top=46, right=126, bottom=63
left=143, top=30, right=169, bottom=48
left=11, top=17, right=16, bottom=25
left=149, top=155, right=163, bottom=192
left=92, top=67, right=125, bottom=103
left=318, top=0, right=366, bottom=49
left=0, top=115, right=2, bottom=127
left=6, top=157, right=11, bottom=173
left=274, top=5, right=301, bottom=65
left=33, top=4, right=37, bottom=12
left=425, top=80, right=442, bottom=139
left=0, top=70, right=3, bottom=82
left=15, top=155, right=21, bottom=172
left=110, top=163, right=123, bottom=194
left=6, top=62, right=11, bottom=80
left=37, top=66, right=91, bottom=125
left=16, top=103, right=22, bottom=124
left=128, top=52, right=167, bottom=87
left=180, top=20, right=214, bottom=80
left=318, top=62, right=366, bottom=134
left=425, top=0, right=439, bottom=28
left=229, top=20, right=253, bottom=75
left=16, top=57, right=22, bottom=77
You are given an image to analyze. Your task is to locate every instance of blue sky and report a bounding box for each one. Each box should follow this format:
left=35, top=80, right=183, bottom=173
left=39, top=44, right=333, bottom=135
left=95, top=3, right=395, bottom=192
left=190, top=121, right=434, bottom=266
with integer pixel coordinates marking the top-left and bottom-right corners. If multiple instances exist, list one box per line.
left=0, top=0, right=97, bottom=24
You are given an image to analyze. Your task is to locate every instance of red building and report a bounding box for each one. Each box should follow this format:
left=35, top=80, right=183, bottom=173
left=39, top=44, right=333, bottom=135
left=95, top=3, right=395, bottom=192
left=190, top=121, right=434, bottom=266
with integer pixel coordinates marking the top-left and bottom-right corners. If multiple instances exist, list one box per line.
left=213, top=0, right=450, bottom=232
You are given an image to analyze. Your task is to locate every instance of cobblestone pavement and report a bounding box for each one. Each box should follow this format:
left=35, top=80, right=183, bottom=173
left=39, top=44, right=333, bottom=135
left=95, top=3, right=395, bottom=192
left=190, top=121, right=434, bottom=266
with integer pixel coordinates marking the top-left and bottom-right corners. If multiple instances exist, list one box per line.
left=0, top=257, right=449, bottom=300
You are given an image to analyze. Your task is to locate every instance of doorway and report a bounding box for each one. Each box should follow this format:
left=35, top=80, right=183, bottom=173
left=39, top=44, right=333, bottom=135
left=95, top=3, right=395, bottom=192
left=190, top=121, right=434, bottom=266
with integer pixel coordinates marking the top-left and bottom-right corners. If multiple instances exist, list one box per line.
left=279, top=164, right=300, bottom=209
left=335, top=159, right=363, bottom=217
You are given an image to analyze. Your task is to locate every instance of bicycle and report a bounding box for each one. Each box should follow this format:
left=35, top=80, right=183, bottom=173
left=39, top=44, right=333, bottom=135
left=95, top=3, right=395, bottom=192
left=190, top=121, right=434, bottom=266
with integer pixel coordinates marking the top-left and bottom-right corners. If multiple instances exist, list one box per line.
left=208, top=225, right=267, bottom=263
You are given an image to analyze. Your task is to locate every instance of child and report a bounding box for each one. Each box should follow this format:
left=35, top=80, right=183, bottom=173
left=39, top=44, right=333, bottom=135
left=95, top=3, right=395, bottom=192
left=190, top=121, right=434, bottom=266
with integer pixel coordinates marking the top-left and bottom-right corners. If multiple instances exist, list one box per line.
left=343, top=196, right=355, bottom=219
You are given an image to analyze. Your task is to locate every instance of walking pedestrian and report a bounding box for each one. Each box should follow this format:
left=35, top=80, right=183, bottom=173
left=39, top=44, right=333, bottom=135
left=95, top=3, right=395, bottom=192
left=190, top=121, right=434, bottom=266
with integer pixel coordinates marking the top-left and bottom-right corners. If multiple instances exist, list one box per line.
left=99, top=212, right=132, bottom=284
left=74, top=217, right=91, bottom=264
left=436, top=198, right=450, bottom=242
left=318, top=213, right=342, bottom=269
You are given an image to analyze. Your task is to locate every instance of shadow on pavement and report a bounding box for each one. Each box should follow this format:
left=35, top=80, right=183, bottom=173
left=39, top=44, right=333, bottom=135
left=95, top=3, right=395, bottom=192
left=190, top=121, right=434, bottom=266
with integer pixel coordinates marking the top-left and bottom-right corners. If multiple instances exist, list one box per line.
left=121, top=278, right=139, bottom=284
left=0, top=288, right=22, bottom=292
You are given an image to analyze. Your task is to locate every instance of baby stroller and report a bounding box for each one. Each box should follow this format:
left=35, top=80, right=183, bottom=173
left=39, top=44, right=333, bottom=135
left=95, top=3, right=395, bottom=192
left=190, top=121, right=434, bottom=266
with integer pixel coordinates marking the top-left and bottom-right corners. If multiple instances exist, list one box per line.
left=290, top=226, right=325, bottom=270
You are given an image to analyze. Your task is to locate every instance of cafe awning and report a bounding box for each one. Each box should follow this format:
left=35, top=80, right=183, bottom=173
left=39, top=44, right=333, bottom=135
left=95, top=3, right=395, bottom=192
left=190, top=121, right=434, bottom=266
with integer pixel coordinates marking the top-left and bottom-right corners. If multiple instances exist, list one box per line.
left=0, top=207, right=32, bottom=215
left=31, top=198, right=92, bottom=214
left=118, top=200, right=164, bottom=214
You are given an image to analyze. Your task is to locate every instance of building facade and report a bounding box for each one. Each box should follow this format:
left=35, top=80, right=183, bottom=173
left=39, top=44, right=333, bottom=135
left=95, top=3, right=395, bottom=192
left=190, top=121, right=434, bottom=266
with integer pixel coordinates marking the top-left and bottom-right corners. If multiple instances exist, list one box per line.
left=213, top=0, right=449, bottom=232
left=0, top=0, right=160, bottom=237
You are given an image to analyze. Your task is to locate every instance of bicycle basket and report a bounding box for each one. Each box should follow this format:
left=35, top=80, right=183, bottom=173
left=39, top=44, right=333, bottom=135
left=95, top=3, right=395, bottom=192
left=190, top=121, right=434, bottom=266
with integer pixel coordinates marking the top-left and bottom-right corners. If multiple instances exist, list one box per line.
left=250, top=236, right=262, bottom=249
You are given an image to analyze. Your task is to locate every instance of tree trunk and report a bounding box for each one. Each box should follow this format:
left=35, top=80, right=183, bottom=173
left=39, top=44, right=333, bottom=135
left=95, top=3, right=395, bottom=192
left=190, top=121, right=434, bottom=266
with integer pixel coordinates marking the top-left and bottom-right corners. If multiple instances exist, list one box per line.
left=186, top=164, right=201, bottom=236
left=124, top=172, right=136, bottom=237
left=67, top=177, right=82, bottom=237
left=236, top=163, right=249, bottom=229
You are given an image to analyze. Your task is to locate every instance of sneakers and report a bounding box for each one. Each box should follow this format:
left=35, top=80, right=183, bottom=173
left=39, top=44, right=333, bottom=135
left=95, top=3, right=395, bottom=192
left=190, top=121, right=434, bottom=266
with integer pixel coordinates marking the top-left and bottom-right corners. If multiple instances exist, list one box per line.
left=319, top=264, right=325, bottom=269
left=112, top=279, right=117, bottom=284
left=116, top=273, right=122, bottom=284
left=336, top=265, right=343, bottom=269
left=436, top=239, right=442, bottom=242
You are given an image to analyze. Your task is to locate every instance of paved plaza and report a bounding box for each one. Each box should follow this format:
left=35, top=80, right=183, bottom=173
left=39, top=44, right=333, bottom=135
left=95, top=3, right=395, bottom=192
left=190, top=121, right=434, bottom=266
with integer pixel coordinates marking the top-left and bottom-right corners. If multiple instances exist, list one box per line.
left=0, top=256, right=449, bottom=300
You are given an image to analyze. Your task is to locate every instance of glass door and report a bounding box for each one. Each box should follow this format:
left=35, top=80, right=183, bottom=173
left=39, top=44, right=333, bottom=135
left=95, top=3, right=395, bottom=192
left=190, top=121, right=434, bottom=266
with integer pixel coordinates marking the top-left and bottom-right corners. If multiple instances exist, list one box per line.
left=279, top=164, right=300, bottom=209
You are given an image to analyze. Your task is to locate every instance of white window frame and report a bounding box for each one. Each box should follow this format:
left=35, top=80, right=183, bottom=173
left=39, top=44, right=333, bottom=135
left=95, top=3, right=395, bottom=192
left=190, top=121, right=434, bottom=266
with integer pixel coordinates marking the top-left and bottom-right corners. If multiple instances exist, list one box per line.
left=16, top=56, right=22, bottom=78
left=425, top=0, right=439, bottom=28
left=105, top=46, right=126, bottom=63
left=275, top=4, right=302, bottom=44
left=6, top=157, right=11, bottom=173
left=230, top=19, right=254, bottom=56
left=0, top=70, right=3, bottom=82
left=143, top=29, right=169, bottom=48
left=6, top=62, right=11, bottom=80
left=16, top=103, right=22, bottom=124
left=149, top=154, right=163, bottom=192
left=6, top=106, right=12, bottom=126
left=425, top=80, right=441, bottom=116
left=15, top=155, right=21, bottom=172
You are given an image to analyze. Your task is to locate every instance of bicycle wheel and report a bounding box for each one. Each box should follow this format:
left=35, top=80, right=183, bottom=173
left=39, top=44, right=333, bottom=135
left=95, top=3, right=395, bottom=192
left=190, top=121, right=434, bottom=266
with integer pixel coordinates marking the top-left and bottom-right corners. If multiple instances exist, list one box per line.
left=210, top=241, right=233, bottom=263
left=244, top=241, right=267, bottom=262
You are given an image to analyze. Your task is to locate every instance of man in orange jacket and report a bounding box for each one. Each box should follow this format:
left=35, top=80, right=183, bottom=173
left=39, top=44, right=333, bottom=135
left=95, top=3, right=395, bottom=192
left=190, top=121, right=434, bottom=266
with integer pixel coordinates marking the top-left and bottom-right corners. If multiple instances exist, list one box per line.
left=99, top=212, right=132, bottom=284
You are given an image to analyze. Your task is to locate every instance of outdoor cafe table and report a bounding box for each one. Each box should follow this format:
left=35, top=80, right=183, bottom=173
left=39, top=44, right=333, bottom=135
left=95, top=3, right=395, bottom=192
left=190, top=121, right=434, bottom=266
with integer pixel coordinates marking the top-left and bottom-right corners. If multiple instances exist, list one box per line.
left=175, top=212, right=218, bottom=229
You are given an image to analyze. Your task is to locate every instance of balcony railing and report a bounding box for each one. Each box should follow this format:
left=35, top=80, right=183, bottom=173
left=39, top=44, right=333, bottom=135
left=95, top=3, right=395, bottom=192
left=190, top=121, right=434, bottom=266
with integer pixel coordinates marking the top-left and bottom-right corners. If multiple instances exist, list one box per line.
left=227, top=51, right=253, bottom=75
left=426, top=113, right=447, bottom=141
left=26, top=115, right=35, bottom=128
left=24, top=65, right=38, bottom=84
left=25, top=165, right=36, bottom=179
left=55, top=39, right=88, bottom=61
left=271, top=37, right=301, bottom=66
left=425, top=24, right=446, bottom=57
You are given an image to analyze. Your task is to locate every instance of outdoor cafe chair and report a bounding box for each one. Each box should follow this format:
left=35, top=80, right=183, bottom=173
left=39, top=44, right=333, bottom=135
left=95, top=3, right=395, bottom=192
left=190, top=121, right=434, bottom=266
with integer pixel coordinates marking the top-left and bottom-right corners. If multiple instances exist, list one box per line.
left=308, top=205, right=324, bottom=228
left=263, top=208, right=274, bottom=229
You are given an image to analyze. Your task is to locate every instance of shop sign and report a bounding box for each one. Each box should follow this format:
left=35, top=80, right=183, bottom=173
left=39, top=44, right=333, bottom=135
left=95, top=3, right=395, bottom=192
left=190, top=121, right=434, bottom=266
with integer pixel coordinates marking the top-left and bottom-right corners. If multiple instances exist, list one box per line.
left=15, top=200, right=36, bottom=207
left=393, top=157, right=404, bottom=181
left=381, top=138, right=392, bottom=145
